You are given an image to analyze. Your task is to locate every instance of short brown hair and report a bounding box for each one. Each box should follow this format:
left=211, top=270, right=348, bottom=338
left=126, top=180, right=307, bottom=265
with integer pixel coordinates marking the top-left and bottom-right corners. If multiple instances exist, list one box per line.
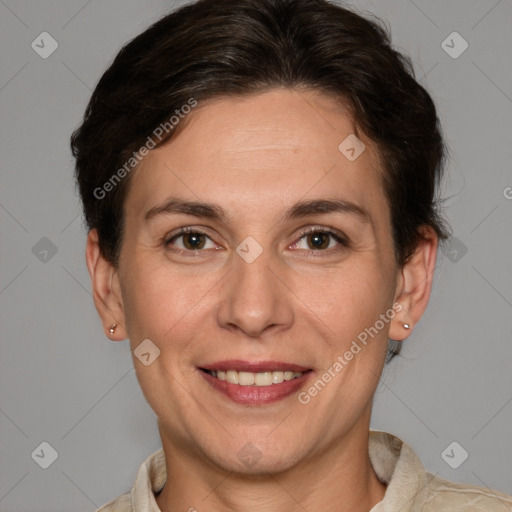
left=71, top=0, right=451, bottom=359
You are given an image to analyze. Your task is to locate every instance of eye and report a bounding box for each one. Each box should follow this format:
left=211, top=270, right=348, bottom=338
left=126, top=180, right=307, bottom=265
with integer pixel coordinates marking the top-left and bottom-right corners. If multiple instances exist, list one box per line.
left=165, top=227, right=217, bottom=252
left=290, top=226, right=348, bottom=254
left=164, top=226, right=348, bottom=256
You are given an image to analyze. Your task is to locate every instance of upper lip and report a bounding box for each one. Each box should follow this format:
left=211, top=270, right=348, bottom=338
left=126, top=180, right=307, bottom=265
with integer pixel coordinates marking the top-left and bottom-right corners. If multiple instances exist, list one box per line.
left=200, top=360, right=311, bottom=373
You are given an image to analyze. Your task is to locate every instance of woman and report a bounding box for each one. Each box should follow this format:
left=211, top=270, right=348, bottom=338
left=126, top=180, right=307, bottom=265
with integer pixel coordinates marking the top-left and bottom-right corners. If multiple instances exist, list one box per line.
left=71, top=0, right=512, bottom=510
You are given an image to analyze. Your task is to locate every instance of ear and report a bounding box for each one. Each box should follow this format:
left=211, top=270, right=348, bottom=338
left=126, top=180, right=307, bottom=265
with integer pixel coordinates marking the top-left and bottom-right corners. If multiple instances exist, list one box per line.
left=85, top=229, right=127, bottom=341
left=389, top=226, right=438, bottom=341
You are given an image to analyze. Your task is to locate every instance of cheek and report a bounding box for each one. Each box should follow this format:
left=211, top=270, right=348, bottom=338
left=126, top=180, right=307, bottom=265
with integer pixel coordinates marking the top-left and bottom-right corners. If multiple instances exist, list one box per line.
left=120, top=258, right=217, bottom=347
left=298, top=262, right=393, bottom=339
left=119, top=258, right=175, bottom=340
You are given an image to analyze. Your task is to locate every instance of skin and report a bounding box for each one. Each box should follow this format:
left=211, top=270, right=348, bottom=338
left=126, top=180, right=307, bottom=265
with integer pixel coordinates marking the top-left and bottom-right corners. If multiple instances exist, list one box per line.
left=86, top=88, right=438, bottom=512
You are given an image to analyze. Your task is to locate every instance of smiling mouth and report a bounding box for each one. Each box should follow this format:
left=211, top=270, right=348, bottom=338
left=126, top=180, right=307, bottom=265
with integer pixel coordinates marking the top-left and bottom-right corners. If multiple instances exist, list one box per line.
left=200, top=368, right=310, bottom=387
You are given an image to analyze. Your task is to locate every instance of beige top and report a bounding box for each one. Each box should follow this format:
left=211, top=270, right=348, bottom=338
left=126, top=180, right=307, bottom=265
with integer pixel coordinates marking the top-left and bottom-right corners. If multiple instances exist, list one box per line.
left=96, top=430, right=512, bottom=511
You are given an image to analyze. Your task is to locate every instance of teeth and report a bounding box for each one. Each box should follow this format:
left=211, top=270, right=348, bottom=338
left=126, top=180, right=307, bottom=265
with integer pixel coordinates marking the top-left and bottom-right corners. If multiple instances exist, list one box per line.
left=238, top=371, right=255, bottom=385
left=209, top=369, right=304, bottom=386
left=255, top=372, right=272, bottom=386
left=226, top=370, right=238, bottom=384
left=272, top=371, right=284, bottom=384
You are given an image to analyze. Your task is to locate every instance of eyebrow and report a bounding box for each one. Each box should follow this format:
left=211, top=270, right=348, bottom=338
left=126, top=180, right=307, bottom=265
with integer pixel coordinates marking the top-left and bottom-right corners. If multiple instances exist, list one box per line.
left=144, top=197, right=371, bottom=224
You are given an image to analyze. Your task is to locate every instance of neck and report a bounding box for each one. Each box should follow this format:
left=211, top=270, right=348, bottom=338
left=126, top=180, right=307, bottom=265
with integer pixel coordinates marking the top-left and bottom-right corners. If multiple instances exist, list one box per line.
left=155, top=425, right=386, bottom=512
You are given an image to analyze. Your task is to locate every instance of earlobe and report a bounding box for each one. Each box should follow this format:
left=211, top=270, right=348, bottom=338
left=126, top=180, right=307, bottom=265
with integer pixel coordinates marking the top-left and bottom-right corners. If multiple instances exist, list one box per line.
left=389, top=226, right=438, bottom=341
left=85, top=229, right=127, bottom=341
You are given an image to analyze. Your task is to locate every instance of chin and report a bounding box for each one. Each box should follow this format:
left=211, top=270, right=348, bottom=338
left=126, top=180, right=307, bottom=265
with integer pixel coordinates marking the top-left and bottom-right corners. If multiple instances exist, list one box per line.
left=202, top=434, right=308, bottom=476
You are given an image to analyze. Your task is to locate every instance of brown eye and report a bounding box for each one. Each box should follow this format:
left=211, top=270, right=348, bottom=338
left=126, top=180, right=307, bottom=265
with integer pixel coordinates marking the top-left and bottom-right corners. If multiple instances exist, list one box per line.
left=181, top=232, right=207, bottom=250
left=306, top=232, right=330, bottom=250
left=165, top=228, right=216, bottom=252
left=291, top=227, right=348, bottom=254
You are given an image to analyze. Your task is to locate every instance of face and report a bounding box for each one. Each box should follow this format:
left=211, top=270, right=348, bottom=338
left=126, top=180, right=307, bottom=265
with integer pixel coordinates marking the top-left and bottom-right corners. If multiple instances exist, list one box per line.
left=110, top=89, right=405, bottom=473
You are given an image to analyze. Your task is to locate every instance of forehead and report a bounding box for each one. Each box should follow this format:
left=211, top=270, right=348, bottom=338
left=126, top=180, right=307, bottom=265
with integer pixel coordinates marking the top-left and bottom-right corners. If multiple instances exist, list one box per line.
left=124, top=89, right=389, bottom=229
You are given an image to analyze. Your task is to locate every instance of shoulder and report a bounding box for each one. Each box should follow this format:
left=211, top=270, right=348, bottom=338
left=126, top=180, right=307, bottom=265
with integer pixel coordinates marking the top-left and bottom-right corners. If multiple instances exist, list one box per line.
left=423, top=473, right=512, bottom=511
left=369, top=430, right=512, bottom=511
left=95, top=491, right=132, bottom=512
left=92, top=448, right=165, bottom=512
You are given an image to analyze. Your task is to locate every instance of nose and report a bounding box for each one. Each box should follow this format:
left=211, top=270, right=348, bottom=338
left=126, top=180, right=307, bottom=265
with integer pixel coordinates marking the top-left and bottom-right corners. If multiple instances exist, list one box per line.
left=216, top=242, right=294, bottom=338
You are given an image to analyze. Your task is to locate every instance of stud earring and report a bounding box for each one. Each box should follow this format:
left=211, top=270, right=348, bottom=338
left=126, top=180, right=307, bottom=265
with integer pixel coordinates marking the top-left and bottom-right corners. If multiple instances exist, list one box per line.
left=403, top=323, right=410, bottom=330
left=109, top=324, right=117, bottom=334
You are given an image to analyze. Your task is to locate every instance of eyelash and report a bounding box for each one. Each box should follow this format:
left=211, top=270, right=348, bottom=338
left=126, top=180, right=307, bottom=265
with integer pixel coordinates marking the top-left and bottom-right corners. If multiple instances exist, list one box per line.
left=164, top=225, right=349, bottom=257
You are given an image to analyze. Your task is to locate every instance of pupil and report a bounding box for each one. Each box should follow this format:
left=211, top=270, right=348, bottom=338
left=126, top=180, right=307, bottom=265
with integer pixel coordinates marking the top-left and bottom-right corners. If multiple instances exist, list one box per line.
left=309, top=233, right=328, bottom=249
left=184, top=233, right=204, bottom=250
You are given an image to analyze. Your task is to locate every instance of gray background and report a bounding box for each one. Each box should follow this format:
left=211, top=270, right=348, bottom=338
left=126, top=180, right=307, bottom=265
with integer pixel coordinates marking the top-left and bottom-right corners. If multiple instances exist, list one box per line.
left=0, top=0, right=511, bottom=510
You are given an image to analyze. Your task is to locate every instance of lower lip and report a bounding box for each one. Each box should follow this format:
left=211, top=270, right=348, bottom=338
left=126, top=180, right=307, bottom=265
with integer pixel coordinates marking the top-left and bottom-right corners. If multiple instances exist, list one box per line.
left=199, top=370, right=312, bottom=405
